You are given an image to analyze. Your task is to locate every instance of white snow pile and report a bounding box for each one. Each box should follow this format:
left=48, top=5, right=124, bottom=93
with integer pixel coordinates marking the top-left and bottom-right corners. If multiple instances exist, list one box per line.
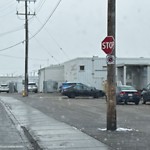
left=97, top=128, right=139, bottom=132
left=116, top=128, right=134, bottom=132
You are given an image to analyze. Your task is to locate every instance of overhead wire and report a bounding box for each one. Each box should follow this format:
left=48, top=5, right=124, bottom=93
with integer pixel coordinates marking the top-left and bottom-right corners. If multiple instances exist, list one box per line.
left=29, top=0, right=62, bottom=40
left=35, top=0, right=47, bottom=14
left=0, top=1, right=15, bottom=11
left=0, top=0, right=13, bottom=9
left=0, top=26, right=24, bottom=37
left=35, top=16, right=70, bottom=60
left=0, top=53, right=47, bottom=61
left=0, top=0, right=62, bottom=52
left=29, top=31, right=60, bottom=64
left=0, top=41, right=24, bottom=52
left=0, top=2, right=16, bottom=18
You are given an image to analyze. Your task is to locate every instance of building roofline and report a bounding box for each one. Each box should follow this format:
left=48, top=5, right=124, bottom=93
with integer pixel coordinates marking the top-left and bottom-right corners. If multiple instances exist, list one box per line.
left=39, top=57, right=150, bottom=71
left=39, top=64, right=64, bottom=71
left=63, top=56, right=106, bottom=64
left=117, top=63, right=150, bottom=67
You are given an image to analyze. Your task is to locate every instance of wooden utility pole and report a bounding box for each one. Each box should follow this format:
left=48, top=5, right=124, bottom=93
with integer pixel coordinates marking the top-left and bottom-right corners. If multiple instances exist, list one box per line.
left=17, top=0, right=36, bottom=96
left=24, top=0, right=29, bottom=96
left=107, top=0, right=117, bottom=130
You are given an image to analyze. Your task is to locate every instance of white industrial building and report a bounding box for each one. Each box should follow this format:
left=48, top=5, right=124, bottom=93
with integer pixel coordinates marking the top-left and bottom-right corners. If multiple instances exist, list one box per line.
left=38, top=57, right=150, bottom=92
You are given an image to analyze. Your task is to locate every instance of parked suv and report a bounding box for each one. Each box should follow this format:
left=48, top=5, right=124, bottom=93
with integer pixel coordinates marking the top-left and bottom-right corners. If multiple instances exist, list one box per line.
left=142, top=83, right=150, bottom=104
left=61, top=83, right=105, bottom=98
left=0, top=84, right=9, bottom=93
left=28, top=82, right=38, bottom=93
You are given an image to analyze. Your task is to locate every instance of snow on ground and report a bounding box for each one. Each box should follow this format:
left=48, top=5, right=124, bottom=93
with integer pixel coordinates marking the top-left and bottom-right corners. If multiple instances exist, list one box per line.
left=97, top=128, right=139, bottom=132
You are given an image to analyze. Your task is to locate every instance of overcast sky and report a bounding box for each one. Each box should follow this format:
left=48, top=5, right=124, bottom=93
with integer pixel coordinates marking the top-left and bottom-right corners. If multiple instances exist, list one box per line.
left=0, top=0, right=150, bottom=75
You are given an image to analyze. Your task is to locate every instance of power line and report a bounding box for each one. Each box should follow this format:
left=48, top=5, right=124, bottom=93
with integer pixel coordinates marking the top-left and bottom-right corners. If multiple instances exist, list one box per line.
left=0, top=41, right=24, bottom=52
left=29, top=31, right=60, bottom=64
left=35, top=0, right=47, bottom=14
left=0, top=53, right=47, bottom=61
left=0, top=26, right=24, bottom=37
left=0, top=0, right=62, bottom=52
left=0, top=2, right=16, bottom=18
left=35, top=16, right=70, bottom=60
left=0, top=1, right=15, bottom=11
left=29, top=0, right=62, bottom=39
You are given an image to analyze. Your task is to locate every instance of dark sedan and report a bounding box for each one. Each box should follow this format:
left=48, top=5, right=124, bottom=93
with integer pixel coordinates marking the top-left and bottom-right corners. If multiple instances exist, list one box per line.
left=142, top=83, right=150, bottom=104
left=62, top=83, right=105, bottom=98
left=116, top=85, right=141, bottom=105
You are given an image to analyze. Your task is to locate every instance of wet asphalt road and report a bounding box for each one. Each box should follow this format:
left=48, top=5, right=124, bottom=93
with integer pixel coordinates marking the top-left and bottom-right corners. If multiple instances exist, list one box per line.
left=2, top=92, right=150, bottom=150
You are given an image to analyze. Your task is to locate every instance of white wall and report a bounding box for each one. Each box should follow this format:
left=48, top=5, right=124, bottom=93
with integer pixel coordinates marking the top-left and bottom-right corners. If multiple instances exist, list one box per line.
left=38, top=57, right=150, bottom=92
left=64, top=57, right=107, bottom=90
left=38, top=65, right=64, bottom=92
left=147, top=66, right=150, bottom=85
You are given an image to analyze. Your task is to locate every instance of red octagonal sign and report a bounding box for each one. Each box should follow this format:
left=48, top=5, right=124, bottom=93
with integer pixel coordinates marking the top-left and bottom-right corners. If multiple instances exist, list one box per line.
left=101, top=36, right=115, bottom=54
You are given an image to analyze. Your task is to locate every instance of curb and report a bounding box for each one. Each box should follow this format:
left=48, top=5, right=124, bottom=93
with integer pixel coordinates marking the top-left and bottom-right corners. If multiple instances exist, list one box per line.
left=21, top=126, right=43, bottom=150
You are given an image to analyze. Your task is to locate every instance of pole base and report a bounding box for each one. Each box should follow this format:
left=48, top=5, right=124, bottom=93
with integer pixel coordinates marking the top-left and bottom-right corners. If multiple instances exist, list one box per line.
left=22, top=90, right=27, bottom=97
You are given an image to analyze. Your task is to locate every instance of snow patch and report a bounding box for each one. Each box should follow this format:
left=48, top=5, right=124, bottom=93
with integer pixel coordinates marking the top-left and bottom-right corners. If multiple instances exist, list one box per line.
left=97, top=127, right=139, bottom=132
left=97, top=128, right=106, bottom=131
left=116, top=128, right=133, bottom=132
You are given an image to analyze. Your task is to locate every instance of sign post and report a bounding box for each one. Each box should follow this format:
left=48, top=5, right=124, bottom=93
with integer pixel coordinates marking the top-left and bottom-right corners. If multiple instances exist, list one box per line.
left=106, top=0, right=117, bottom=131
left=106, top=55, right=115, bottom=64
left=101, top=0, right=116, bottom=131
left=101, top=35, right=116, bottom=131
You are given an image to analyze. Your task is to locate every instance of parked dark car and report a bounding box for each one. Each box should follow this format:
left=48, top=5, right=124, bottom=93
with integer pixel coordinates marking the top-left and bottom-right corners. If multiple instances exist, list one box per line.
left=116, top=85, right=141, bottom=105
left=61, top=83, right=105, bottom=98
left=142, top=83, right=150, bottom=104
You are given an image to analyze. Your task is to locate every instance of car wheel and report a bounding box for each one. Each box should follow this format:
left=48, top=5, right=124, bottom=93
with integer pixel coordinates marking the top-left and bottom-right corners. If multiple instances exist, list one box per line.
left=124, top=100, right=128, bottom=105
left=142, top=100, right=146, bottom=104
left=93, top=93, right=100, bottom=98
left=142, top=96, right=147, bottom=104
left=116, top=101, right=120, bottom=105
left=93, top=95, right=99, bottom=98
left=68, top=94, right=75, bottom=98
left=142, top=95, right=148, bottom=104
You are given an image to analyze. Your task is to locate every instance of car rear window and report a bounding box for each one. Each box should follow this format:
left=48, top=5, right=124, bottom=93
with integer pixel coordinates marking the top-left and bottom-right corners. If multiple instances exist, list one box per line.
left=120, top=86, right=135, bottom=90
left=62, top=83, right=76, bottom=87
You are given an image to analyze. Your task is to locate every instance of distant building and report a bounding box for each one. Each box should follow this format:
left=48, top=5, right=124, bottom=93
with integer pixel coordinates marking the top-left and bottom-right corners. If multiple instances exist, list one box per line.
left=38, top=65, right=64, bottom=92
left=0, top=75, right=38, bottom=93
left=38, top=57, right=150, bottom=92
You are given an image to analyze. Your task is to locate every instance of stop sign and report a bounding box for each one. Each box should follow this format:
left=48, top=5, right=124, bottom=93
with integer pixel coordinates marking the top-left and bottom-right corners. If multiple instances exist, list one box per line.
left=101, top=36, right=115, bottom=54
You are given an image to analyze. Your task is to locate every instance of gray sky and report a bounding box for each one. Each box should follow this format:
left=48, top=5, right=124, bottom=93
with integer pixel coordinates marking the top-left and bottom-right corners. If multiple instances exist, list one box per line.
left=0, top=0, right=150, bottom=75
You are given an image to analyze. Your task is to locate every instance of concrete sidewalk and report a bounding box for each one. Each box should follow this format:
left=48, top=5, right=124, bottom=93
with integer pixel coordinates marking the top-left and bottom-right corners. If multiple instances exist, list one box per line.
left=0, top=97, right=113, bottom=150
left=0, top=99, right=31, bottom=150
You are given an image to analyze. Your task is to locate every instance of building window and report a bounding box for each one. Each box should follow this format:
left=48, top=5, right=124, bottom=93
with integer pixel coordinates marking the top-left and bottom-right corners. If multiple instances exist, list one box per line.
left=80, top=65, right=85, bottom=71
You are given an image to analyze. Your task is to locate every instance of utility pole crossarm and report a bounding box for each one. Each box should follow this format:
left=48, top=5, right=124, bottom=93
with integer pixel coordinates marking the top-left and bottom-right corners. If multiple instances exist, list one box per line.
left=17, top=0, right=36, bottom=2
